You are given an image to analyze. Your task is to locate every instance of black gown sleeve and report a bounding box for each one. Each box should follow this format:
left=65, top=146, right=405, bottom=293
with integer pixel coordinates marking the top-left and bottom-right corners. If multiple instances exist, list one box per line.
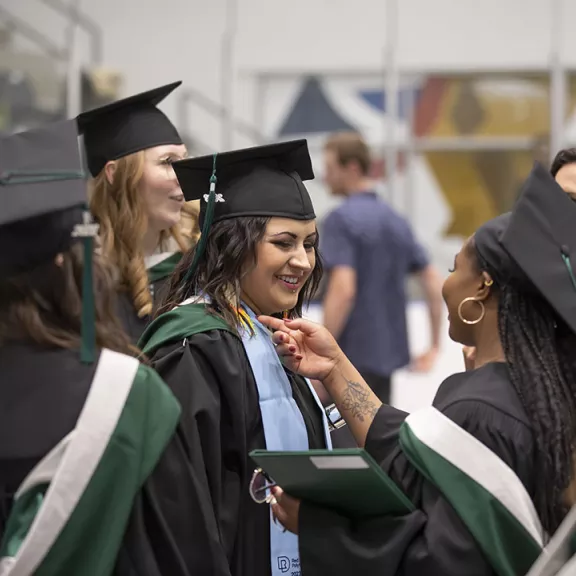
left=116, top=330, right=270, bottom=576
left=114, top=277, right=169, bottom=344
left=299, top=400, right=535, bottom=576
left=114, top=291, right=148, bottom=344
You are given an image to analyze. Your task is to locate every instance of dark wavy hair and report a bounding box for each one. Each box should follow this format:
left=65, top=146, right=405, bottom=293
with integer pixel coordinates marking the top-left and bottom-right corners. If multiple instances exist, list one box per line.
left=158, top=216, right=323, bottom=331
left=469, top=239, right=576, bottom=534
left=550, top=148, right=576, bottom=177
left=0, top=243, right=137, bottom=358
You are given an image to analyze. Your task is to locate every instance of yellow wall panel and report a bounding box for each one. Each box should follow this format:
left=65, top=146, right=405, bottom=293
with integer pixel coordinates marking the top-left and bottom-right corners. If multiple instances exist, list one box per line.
left=426, top=152, right=498, bottom=237
left=424, top=81, right=462, bottom=137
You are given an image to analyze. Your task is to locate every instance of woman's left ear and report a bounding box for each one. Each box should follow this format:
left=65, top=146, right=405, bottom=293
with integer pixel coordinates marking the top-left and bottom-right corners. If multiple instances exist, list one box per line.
left=54, top=253, right=64, bottom=267
left=476, top=273, right=494, bottom=301
left=104, top=161, right=117, bottom=185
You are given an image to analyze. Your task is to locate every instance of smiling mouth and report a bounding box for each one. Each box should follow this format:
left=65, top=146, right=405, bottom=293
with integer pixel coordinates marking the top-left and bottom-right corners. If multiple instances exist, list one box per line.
left=276, top=275, right=304, bottom=291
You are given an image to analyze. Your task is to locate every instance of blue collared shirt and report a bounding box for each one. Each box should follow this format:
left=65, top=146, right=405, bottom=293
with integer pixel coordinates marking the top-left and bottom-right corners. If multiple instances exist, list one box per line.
left=320, top=191, right=429, bottom=376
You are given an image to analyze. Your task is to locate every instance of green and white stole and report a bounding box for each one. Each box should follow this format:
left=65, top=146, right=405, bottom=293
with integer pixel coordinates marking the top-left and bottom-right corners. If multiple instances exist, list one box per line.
left=399, top=406, right=545, bottom=576
left=527, top=505, right=576, bottom=576
left=0, top=349, right=180, bottom=576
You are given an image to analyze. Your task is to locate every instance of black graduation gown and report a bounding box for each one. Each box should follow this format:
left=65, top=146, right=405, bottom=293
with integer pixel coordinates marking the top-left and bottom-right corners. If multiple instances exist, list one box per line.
left=298, top=362, right=537, bottom=576
left=0, top=344, right=94, bottom=539
left=147, top=329, right=328, bottom=576
left=115, top=252, right=183, bottom=343
left=0, top=342, right=197, bottom=576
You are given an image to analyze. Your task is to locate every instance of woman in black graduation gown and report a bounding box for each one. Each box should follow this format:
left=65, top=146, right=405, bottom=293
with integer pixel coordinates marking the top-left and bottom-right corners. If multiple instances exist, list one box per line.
left=77, top=82, right=198, bottom=342
left=0, top=121, right=200, bottom=576
left=138, top=139, right=334, bottom=576
left=260, top=163, right=576, bottom=576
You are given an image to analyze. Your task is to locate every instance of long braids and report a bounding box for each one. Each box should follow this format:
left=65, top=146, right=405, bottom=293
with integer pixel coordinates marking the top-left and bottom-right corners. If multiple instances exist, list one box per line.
left=477, top=249, right=576, bottom=534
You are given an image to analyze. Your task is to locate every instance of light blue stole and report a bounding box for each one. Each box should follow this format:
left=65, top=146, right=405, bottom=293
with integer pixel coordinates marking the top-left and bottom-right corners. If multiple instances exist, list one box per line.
left=240, top=305, right=332, bottom=576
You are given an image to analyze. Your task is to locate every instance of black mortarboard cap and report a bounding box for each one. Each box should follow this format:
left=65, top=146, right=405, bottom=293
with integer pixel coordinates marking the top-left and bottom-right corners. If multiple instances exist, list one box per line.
left=77, top=81, right=183, bottom=177
left=475, top=162, right=576, bottom=334
left=0, top=119, right=87, bottom=276
left=503, top=163, right=576, bottom=333
left=0, top=119, right=99, bottom=362
left=174, top=139, right=316, bottom=227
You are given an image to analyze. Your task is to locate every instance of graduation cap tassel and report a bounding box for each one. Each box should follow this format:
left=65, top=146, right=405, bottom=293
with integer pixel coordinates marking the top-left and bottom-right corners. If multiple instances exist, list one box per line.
left=81, top=235, right=96, bottom=363
left=561, top=252, right=576, bottom=292
left=182, top=153, right=218, bottom=285
left=73, top=207, right=99, bottom=364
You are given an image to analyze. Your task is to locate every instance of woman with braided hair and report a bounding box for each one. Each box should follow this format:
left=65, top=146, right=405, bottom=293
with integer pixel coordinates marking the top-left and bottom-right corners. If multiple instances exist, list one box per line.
left=470, top=234, right=576, bottom=534
left=257, top=162, right=576, bottom=575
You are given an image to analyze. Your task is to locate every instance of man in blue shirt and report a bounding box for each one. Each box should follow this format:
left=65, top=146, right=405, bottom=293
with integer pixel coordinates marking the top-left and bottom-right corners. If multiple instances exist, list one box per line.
left=320, top=132, right=443, bottom=404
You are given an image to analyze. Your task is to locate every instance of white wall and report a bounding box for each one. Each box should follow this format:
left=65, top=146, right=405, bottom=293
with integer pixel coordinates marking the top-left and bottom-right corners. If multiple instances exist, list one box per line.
left=238, top=0, right=556, bottom=71
left=5, top=0, right=573, bottom=146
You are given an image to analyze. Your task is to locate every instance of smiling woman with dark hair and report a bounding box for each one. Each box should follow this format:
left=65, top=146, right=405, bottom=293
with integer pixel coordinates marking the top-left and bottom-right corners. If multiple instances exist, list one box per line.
left=138, top=139, right=333, bottom=576
left=157, top=214, right=323, bottom=329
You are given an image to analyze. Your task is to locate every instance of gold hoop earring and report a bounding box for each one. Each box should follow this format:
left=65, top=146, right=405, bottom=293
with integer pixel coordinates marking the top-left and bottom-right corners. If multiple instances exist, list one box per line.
left=458, top=297, right=485, bottom=325
left=484, top=279, right=494, bottom=287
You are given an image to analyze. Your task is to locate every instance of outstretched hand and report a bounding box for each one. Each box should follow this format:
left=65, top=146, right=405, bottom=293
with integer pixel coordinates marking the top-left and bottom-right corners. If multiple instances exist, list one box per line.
left=258, top=316, right=343, bottom=381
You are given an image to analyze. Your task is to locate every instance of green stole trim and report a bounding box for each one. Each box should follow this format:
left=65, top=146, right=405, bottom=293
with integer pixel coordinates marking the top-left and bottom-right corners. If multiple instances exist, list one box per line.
left=138, top=301, right=233, bottom=357
left=0, top=486, right=48, bottom=561
left=146, top=252, right=182, bottom=284
left=399, top=406, right=543, bottom=576
left=0, top=350, right=180, bottom=576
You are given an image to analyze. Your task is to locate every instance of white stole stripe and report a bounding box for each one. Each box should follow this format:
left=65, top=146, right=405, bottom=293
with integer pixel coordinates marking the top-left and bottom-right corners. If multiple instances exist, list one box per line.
left=405, top=406, right=543, bottom=545
left=0, top=350, right=138, bottom=576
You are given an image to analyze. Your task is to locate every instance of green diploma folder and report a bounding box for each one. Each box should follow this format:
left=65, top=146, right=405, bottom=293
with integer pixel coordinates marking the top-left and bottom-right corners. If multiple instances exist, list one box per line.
left=249, top=448, right=415, bottom=518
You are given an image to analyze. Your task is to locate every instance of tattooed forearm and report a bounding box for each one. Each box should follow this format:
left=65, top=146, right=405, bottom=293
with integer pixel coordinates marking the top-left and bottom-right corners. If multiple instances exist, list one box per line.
left=341, top=379, right=380, bottom=422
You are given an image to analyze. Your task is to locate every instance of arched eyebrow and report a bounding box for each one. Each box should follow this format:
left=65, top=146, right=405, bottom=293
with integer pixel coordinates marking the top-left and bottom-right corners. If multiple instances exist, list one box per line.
left=270, top=231, right=318, bottom=240
left=159, top=147, right=189, bottom=161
